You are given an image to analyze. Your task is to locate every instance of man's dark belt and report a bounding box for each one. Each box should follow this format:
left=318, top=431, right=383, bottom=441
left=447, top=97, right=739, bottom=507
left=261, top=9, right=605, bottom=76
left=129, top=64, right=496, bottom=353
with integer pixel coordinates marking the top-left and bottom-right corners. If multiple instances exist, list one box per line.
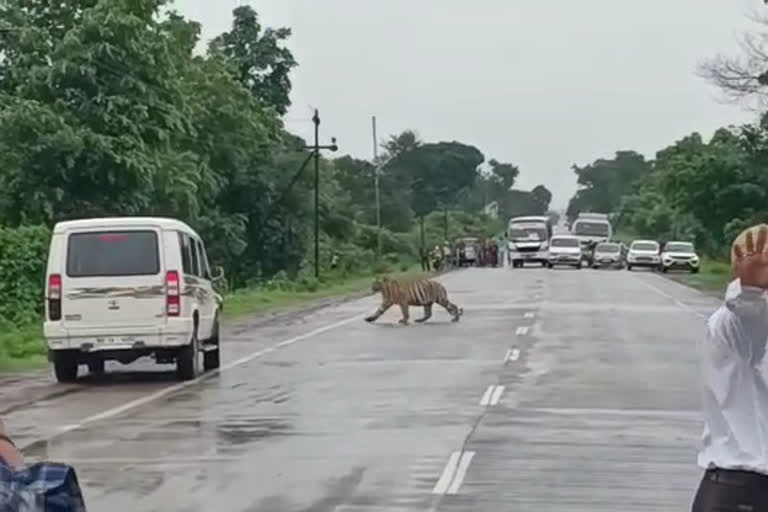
left=706, top=467, right=768, bottom=486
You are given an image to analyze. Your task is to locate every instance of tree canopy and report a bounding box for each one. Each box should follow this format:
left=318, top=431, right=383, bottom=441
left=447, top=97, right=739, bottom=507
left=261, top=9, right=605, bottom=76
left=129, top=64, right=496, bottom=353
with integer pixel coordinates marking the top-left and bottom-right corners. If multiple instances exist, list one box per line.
left=0, top=0, right=548, bottom=298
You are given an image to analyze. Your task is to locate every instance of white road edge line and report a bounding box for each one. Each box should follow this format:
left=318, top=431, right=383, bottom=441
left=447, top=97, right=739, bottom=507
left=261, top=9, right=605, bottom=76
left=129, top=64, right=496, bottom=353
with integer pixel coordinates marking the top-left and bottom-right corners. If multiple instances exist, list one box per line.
left=20, top=314, right=363, bottom=450
left=432, top=451, right=462, bottom=494
left=633, top=275, right=708, bottom=319
left=515, top=326, right=529, bottom=336
left=446, top=451, right=475, bottom=494
left=489, top=385, right=505, bottom=405
left=479, top=385, right=495, bottom=406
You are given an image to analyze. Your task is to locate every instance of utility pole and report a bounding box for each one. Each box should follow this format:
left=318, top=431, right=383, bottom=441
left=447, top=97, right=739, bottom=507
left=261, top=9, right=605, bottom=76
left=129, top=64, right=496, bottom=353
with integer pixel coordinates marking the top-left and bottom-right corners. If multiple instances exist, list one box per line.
left=372, top=116, right=382, bottom=258
left=313, top=109, right=320, bottom=279
left=306, top=109, right=338, bottom=280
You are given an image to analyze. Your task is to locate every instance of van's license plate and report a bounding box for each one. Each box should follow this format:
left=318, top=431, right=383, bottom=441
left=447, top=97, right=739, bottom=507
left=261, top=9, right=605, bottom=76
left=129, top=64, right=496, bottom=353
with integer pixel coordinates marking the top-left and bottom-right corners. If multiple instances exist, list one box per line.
left=96, top=336, right=137, bottom=344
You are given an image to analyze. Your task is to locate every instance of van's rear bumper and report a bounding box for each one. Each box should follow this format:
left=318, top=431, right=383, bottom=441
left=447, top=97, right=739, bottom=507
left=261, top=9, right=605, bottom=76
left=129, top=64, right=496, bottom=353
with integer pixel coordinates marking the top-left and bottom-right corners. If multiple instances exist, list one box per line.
left=43, top=322, right=193, bottom=352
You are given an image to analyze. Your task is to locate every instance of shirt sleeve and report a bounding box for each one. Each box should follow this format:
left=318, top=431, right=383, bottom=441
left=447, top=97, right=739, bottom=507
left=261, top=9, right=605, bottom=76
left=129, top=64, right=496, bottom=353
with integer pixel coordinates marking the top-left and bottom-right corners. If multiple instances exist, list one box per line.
left=708, top=279, right=768, bottom=363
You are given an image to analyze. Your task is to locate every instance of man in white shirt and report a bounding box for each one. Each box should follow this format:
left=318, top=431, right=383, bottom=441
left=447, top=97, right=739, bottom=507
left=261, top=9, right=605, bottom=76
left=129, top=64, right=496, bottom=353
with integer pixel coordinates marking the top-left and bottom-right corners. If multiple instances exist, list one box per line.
left=693, top=224, right=768, bottom=511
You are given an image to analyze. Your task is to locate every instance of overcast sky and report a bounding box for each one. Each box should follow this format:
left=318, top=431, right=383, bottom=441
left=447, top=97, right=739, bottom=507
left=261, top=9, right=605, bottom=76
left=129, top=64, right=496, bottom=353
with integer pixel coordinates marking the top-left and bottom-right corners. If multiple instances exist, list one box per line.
left=176, top=0, right=760, bottom=209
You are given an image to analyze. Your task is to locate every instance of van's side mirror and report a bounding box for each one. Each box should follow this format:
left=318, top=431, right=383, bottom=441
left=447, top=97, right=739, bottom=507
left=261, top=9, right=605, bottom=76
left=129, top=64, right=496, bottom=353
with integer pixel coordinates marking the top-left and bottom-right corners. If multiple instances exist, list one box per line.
left=212, top=266, right=225, bottom=281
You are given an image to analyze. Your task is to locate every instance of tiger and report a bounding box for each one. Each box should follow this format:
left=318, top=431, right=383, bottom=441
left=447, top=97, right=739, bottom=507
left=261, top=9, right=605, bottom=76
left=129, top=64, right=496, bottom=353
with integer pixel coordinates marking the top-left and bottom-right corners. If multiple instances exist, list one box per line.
left=364, top=276, right=463, bottom=325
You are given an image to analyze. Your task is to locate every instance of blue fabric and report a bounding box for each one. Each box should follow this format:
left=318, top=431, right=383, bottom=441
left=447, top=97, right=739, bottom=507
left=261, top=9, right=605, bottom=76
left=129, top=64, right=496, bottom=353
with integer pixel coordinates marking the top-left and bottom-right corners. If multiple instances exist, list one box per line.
left=0, top=458, right=86, bottom=512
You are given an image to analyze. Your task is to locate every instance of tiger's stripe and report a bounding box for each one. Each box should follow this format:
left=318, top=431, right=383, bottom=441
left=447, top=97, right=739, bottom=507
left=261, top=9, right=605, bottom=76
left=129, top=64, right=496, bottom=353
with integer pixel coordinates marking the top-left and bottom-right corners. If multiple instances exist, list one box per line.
left=364, top=276, right=463, bottom=324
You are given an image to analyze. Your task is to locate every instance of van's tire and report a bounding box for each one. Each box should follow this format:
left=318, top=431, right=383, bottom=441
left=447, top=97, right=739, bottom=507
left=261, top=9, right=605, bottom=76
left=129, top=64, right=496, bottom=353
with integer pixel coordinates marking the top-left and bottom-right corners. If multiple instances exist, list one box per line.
left=87, top=359, right=105, bottom=377
left=203, top=318, right=221, bottom=371
left=52, top=351, right=78, bottom=383
left=627, top=265, right=633, bottom=271
left=177, top=330, right=200, bottom=381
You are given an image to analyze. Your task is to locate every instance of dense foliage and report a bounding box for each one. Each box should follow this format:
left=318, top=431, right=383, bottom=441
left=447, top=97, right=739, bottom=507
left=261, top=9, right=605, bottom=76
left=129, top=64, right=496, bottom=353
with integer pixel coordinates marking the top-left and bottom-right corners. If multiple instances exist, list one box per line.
left=0, top=1, right=552, bottom=330
left=565, top=122, right=768, bottom=258
left=565, top=16, right=768, bottom=258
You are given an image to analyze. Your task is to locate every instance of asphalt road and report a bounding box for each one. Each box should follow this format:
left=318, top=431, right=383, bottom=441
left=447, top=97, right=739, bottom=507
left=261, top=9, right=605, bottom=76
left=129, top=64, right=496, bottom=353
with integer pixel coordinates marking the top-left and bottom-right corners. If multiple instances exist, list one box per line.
left=3, top=266, right=718, bottom=511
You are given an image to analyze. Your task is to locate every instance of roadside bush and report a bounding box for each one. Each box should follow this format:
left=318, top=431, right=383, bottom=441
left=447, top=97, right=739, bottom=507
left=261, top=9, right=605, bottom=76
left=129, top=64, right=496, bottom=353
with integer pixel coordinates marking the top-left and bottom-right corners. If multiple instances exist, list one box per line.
left=0, top=225, right=51, bottom=327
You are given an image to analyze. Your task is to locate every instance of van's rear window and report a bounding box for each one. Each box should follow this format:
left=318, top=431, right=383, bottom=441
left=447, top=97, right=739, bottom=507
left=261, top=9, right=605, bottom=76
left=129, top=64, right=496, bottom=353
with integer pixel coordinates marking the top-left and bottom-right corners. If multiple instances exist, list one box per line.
left=66, top=230, right=160, bottom=277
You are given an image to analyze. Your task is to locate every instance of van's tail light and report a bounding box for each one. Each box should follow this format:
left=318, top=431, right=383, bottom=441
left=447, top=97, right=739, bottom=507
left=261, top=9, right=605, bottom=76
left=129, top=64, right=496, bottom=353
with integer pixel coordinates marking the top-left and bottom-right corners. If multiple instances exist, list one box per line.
left=166, top=271, right=180, bottom=316
left=48, top=274, right=62, bottom=321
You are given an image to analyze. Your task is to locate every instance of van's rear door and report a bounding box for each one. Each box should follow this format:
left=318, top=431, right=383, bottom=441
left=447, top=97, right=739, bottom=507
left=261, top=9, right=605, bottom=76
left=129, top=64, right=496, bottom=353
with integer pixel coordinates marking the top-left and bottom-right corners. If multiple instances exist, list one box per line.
left=62, top=228, right=166, bottom=331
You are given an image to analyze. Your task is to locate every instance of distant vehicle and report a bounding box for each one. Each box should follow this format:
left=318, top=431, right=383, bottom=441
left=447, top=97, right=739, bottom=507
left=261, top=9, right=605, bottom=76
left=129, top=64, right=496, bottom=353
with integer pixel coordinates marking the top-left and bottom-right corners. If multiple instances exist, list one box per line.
left=592, top=242, right=625, bottom=269
left=44, top=217, right=224, bottom=383
left=456, top=237, right=479, bottom=267
left=547, top=235, right=583, bottom=269
left=507, top=216, right=552, bottom=268
left=659, top=241, right=700, bottom=274
left=571, top=213, right=613, bottom=258
left=626, top=239, right=660, bottom=271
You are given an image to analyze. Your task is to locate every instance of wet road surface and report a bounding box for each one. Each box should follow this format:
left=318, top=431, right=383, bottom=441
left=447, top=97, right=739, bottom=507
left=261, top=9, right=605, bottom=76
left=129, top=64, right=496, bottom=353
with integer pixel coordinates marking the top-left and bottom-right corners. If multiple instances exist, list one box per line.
left=4, top=267, right=717, bottom=511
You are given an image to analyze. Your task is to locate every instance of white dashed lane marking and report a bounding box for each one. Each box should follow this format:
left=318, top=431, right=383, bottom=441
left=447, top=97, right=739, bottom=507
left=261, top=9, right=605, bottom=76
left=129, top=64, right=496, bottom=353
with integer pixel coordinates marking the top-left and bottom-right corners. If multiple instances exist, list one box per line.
left=515, top=326, right=529, bottom=336
left=480, top=385, right=505, bottom=406
left=432, top=451, right=476, bottom=495
left=504, top=348, right=520, bottom=363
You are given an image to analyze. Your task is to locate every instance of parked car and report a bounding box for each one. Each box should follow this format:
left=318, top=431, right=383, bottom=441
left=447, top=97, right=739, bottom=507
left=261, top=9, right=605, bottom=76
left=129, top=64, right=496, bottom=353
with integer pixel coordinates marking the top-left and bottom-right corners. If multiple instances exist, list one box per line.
left=44, top=217, right=224, bottom=383
left=626, top=239, right=660, bottom=271
left=591, top=242, right=625, bottom=269
left=659, top=241, right=700, bottom=274
left=547, top=235, right=583, bottom=269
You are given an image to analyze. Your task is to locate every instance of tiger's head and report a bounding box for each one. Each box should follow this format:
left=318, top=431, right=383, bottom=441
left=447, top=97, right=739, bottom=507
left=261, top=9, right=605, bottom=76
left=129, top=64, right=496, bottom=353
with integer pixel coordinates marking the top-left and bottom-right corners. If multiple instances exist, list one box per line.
left=371, top=275, right=390, bottom=293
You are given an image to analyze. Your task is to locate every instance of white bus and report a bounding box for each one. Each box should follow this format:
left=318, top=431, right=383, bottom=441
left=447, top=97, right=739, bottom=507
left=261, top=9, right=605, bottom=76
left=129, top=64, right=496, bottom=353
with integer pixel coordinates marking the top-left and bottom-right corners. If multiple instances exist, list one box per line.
left=570, top=213, right=613, bottom=256
left=507, top=216, right=552, bottom=268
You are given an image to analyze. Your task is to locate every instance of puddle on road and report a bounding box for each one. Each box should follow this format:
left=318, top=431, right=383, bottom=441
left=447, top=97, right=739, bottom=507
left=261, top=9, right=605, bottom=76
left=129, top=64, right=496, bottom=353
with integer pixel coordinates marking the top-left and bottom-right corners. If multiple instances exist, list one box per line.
left=215, top=418, right=293, bottom=447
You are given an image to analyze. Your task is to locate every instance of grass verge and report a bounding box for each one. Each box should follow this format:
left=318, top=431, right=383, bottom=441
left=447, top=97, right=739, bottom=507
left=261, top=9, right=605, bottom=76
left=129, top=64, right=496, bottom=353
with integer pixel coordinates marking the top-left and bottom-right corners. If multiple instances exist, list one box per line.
left=662, top=259, right=731, bottom=296
left=0, top=324, right=48, bottom=373
left=0, top=266, right=434, bottom=373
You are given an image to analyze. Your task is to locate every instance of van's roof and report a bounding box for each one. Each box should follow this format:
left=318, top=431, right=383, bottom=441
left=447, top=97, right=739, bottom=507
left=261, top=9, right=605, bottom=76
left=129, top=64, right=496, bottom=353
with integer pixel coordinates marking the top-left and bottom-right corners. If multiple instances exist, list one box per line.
left=53, top=217, right=199, bottom=237
left=509, top=216, right=549, bottom=223
left=573, top=217, right=610, bottom=223
left=631, top=239, right=659, bottom=245
left=551, top=234, right=579, bottom=240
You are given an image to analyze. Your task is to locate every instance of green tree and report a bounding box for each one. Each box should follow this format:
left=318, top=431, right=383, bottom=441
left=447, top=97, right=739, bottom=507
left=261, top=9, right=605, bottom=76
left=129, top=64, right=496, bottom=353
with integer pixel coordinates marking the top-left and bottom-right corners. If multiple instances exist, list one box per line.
left=0, top=0, right=197, bottom=225
left=209, top=5, right=297, bottom=116
left=566, top=150, right=650, bottom=221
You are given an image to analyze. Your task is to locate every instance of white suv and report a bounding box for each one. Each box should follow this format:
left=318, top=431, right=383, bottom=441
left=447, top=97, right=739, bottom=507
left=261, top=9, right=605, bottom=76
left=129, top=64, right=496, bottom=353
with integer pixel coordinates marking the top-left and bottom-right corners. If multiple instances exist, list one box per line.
left=44, top=217, right=224, bottom=383
left=626, top=239, right=660, bottom=271
left=660, top=241, right=700, bottom=274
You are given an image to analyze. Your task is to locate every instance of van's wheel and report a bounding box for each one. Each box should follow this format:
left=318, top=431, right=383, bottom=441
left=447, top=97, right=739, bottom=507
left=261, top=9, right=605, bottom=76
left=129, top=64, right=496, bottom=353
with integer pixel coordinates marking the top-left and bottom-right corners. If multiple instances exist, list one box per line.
left=177, top=328, right=200, bottom=381
left=203, top=318, right=221, bottom=371
left=627, top=265, right=633, bottom=271
left=52, top=351, right=78, bottom=383
left=87, top=359, right=105, bottom=377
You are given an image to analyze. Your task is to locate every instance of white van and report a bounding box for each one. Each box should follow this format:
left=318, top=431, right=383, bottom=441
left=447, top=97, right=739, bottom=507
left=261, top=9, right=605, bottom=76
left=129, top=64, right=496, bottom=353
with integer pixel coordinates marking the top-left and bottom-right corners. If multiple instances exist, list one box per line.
left=43, top=217, right=224, bottom=383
